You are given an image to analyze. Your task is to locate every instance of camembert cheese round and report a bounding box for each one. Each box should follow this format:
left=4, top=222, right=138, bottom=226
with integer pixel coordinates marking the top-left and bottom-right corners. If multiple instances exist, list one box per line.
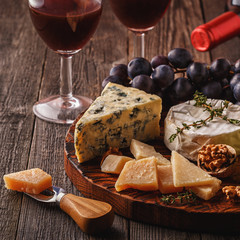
left=164, top=99, right=240, bottom=161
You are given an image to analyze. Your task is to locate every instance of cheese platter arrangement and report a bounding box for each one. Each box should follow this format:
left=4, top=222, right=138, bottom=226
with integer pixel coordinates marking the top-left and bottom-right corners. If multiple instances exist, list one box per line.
left=64, top=49, right=240, bottom=233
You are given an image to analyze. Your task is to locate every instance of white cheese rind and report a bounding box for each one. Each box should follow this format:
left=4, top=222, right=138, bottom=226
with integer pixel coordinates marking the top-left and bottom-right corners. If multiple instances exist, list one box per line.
left=164, top=99, right=240, bottom=161
left=74, top=83, right=162, bottom=163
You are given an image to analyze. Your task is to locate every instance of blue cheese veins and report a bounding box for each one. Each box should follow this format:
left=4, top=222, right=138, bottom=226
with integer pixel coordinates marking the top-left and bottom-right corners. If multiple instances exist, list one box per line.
left=74, top=83, right=162, bottom=163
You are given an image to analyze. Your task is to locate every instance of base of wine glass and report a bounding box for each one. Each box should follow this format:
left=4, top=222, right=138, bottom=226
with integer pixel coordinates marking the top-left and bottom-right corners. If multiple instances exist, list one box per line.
left=33, top=95, right=92, bottom=124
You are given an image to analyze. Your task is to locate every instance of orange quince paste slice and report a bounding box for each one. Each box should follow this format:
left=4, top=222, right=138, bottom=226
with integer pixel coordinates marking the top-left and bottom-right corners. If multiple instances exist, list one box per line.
left=3, top=168, right=52, bottom=194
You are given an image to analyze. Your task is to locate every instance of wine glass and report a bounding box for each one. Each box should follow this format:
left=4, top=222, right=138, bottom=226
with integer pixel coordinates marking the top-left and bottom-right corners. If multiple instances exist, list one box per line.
left=28, top=0, right=102, bottom=124
left=108, top=0, right=171, bottom=58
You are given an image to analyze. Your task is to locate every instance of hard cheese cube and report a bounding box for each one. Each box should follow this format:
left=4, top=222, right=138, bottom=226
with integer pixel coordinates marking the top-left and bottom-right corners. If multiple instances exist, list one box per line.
left=3, top=168, right=52, bottom=194
left=157, top=165, right=183, bottom=194
left=188, top=178, right=222, bottom=200
left=171, top=151, right=215, bottom=187
left=101, top=155, right=133, bottom=174
left=115, top=157, right=158, bottom=192
left=130, top=139, right=170, bottom=165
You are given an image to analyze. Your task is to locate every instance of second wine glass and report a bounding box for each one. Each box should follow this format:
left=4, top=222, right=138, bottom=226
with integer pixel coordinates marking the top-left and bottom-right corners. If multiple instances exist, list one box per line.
left=109, top=0, right=171, bottom=58
left=29, top=0, right=102, bottom=124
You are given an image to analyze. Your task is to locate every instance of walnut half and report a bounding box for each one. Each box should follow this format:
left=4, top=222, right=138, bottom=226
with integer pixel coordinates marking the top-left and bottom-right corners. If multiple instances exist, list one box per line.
left=222, top=186, right=240, bottom=200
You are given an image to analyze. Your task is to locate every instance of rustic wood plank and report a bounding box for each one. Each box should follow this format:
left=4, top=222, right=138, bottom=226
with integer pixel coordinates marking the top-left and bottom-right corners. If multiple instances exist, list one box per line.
left=129, top=221, right=201, bottom=240
left=201, top=0, right=240, bottom=63
left=0, top=1, right=46, bottom=239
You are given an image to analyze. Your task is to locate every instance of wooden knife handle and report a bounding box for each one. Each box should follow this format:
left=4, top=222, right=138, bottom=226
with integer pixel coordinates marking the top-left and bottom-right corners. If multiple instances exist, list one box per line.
left=59, top=193, right=114, bottom=234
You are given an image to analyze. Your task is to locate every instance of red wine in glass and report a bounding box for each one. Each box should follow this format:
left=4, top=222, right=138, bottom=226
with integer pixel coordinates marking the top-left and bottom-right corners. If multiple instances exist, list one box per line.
left=29, top=0, right=102, bottom=52
left=28, top=0, right=102, bottom=124
left=109, top=0, right=171, bottom=57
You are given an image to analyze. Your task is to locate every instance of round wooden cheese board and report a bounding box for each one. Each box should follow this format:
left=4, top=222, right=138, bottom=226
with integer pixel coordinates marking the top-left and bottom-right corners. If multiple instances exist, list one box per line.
left=64, top=114, right=240, bottom=233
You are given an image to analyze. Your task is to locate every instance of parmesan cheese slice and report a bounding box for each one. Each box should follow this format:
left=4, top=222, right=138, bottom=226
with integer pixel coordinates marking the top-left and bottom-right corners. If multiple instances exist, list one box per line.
left=157, top=165, right=183, bottom=194
left=171, top=151, right=215, bottom=187
left=115, top=157, right=158, bottom=192
left=187, top=178, right=222, bottom=200
left=101, top=155, right=133, bottom=174
left=130, top=139, right=170, bottom=165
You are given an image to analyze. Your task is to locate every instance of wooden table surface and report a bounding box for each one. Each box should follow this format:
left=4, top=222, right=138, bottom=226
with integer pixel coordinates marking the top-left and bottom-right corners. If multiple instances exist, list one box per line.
left=1, top=0, right=240, bottom=239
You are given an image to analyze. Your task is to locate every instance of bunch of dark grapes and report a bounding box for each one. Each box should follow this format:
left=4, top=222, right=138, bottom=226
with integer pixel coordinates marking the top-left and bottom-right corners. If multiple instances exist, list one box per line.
left=102, top=48, right=240, bottom=107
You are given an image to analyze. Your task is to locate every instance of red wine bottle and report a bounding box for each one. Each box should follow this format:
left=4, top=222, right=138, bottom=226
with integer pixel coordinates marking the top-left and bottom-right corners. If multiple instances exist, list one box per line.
left=191, top=0, right=240, bottom=52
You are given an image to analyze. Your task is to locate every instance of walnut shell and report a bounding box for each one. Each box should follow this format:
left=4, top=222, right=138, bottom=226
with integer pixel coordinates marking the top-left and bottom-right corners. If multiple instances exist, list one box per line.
left=197, top=144, right=237, bottom=178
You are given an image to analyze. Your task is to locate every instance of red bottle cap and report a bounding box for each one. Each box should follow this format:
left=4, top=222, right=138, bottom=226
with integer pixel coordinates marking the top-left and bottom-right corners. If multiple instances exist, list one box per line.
left=191, top=11, right=240, bottom=51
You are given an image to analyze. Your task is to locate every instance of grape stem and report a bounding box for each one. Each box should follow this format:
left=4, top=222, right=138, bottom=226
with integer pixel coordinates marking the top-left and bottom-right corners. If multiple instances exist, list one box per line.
left=169, top=91, right=240, bottom=143
left=173, top=69, right=186, bottom=74
left=172, top=67, right=186, bottom=77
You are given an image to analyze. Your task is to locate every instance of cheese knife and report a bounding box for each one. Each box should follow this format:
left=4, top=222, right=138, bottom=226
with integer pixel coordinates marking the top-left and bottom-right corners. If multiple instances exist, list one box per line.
left=25, top=186, right=114, bottom=234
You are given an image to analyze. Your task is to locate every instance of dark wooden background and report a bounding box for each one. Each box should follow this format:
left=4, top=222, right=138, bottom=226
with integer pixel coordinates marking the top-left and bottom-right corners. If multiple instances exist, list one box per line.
left=0, top=0, right=239, bottom=239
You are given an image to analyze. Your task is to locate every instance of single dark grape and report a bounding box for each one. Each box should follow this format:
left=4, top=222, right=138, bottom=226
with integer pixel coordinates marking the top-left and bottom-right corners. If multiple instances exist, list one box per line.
left=234, top=59, right=240, bottom=73
left=222, top=86, right=236, bottom=103
left=167, top=48, right=193, bottom=69
left=151, top=64, right=174, bottom=89
left=131, top=75, right=153, bottom=93
left=230, top=73, right=240, bottom=90
left=209, top=58, right=231, bottom=80
left=169, top=77, right=195, bottom=101
left=102, top=75, right=124, bottom=89
left=148, top=81, right=159, bottom=94
left=186, top=62, right=209, bottom=86
left=200, top=81, right=222, bottom=99
left=150, top=55, right=169, bottom=69
left=109, top=64, right=128, bottom=80
left=233, top=81, right=240, bottom=102
left=163, top=85, right=179, bottom=106
left=109, top=64, right=130, bottom=86
left=128, top=57, right=152, bottom=79
left=220, top=78, right=230, bottom=88
left=154, top=90, right=164, bottom=99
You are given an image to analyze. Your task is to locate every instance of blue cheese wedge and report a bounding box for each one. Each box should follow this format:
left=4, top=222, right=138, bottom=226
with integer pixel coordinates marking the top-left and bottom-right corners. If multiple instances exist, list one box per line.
left=74, top=83, right=162, bottom=163
left=164, top=99, right=240, bottom=161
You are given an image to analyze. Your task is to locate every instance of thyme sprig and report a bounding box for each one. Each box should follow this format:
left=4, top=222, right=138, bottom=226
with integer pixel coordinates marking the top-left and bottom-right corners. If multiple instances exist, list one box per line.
left=160, top=190, right=197, bottom=205
left=169, top=91, right=240, bottom=143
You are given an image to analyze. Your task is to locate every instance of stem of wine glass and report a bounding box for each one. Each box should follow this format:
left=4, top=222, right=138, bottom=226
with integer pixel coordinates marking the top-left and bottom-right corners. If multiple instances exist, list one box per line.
left=33, top=52, right=92, bottom=124
left=60, top=54, right=73, bottom=101
left=134, top=32, right=145, bottom=58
